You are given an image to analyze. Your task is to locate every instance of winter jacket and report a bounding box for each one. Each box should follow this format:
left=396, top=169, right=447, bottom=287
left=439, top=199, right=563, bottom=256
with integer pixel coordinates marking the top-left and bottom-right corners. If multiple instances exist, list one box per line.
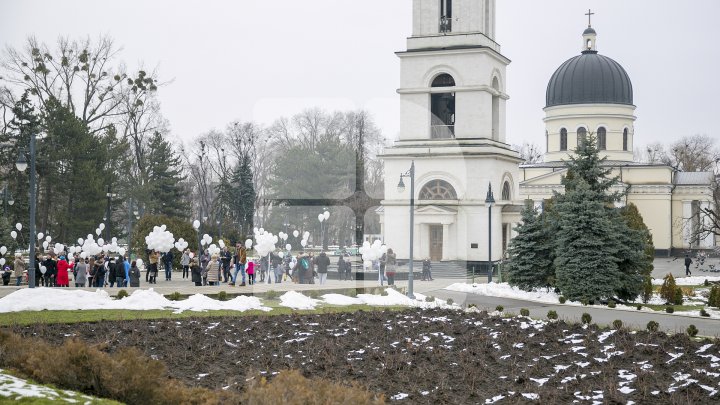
left=75, top=262, right=88, bottom=286
left=13, top=258, right=25, bottom=278
left=191, top=264, right=202, bottom=283
left=205, top=261, right=221, bottom=283
left=56, top=259, right=71, bottom=286
left=43, top=258, right=57, bottom=278
left=315, top=253, right=331, bottom=274
left=129, top=265, right=141, bottom=287
left=385, top=252, right=397, bottom=275
left=246, top=261, right=255, bottom=275
left=180, top=252, right=190, bottom=266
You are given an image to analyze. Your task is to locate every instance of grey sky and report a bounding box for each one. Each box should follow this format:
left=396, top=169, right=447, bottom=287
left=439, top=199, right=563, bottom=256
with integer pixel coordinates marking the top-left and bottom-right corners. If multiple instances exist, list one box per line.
left=1, top=0, right=718, bottom=151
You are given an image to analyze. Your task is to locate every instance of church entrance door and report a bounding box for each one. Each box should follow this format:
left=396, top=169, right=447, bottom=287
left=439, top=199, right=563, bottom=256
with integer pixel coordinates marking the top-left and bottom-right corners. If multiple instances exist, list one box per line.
left=429, top=225, right=443, bottom=261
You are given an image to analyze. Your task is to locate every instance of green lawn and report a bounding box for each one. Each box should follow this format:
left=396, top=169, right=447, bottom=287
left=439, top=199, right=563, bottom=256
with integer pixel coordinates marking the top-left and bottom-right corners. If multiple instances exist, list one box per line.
left=0, top=303, right=407, bottom=326
left=0, top=370, right=122, bottom=405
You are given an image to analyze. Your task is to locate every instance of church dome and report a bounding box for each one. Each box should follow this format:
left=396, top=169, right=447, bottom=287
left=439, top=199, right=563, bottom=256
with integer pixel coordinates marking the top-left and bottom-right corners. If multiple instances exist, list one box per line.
left=546, top=47, right=633, bottom=108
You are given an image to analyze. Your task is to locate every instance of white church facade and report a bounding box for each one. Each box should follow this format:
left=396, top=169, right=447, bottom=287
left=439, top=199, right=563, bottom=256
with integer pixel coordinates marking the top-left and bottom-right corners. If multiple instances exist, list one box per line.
left=380, top=0, right=715, bottom=264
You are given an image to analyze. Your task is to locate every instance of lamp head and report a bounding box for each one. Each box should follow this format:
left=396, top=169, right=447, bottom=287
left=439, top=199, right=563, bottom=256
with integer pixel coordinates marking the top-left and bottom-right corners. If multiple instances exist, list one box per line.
left=15, top=150, right=28, bottom=172
left=397, top=176, right=406, bottom=194
left=485, top=183, right=495, bottom=207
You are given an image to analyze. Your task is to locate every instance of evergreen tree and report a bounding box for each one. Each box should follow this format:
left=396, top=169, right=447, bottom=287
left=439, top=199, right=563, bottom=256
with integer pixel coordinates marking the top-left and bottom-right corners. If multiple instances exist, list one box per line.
left=145, top=132, right=188, bottom=219
left=506, top=202, right=554, bottom=291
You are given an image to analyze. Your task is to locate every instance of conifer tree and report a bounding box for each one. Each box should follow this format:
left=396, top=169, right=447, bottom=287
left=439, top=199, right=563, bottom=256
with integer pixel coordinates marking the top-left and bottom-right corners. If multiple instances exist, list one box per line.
left=146, top=132, right=188, bottom=219
left=553, top=179, right=622, bottom=301
left=506, top=202, right=554, bottom=291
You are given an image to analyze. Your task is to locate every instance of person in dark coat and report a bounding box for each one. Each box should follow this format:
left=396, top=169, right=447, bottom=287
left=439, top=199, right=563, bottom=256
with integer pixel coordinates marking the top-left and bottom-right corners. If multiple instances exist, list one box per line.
left=685, top=254, right=693, bottom=276
left=315, top=252, right=331, bottom=285
left=190, top=259, right=202, bottom=286
left=337, top=255, right=346, bottom=281
left=129, top=261, right=141, bottom=287
left=42, top=255, right=57, bottom=287
left=422, top=258, right=433, bottom=281
left=163, top=251, right=174, bottom=281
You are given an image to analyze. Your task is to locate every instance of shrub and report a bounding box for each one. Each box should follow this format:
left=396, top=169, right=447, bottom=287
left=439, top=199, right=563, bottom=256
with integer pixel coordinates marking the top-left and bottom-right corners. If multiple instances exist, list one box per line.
left=425, top=296, right=434, bottom=303
left=217, top=291, right=229, bottom=301
left=265, top=290, right=280, bottom=300
left=607, top=300, right=616, bottom=308
left=345, top=288, right=358, bottom=298
left=687, top=324, right=699, bottom=338
left=0, top=331, right=242, bottom=404
left=700, top=309, right=710, bottom=317
left=581, top=313, right=592, bottom=325
left=636, top=304, right=642, bottom=311
left=665, top=306, right=674, bottom=314
left=241, top=370, right=385, bottom=404
left=468, top=303, right=478, bottom=309
left=660, top=273, right=677, bottom=302
left=167, top=291, right=182, bottom=301
left=704, top=279, right=710, bottom=287
left=380, top=289, right=389, bottom=297
left=647, top=321, right=659, bottom=332
left=306, top=290, right=320, bottom=299
left=116, top=290, right=129, bottom=300
left=559, top=296, right=567, bottom=304
left=520, top=308, right=530, bottom=317
left=495, top=305, right=504, bottom=312
left=709, top=285, right=720, bottom=308
left=642, top=276, right=653, bottom=304
left=673, top=287, right=684, bottom=306
left=547, top=310, right=558, bottom=320
left=613, top=319, right=623, bottom=329
left=446, top=298, right=454, bottom=306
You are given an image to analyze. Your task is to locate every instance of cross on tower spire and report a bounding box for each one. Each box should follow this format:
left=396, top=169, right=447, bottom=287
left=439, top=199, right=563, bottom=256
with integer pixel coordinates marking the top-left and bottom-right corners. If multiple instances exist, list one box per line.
left=585, top=9, right=595, bottom=27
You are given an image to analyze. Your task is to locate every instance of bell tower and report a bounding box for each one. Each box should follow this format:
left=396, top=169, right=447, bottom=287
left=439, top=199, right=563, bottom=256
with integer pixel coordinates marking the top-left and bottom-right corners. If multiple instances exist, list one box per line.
left=398, top=0, right=510, bottom=141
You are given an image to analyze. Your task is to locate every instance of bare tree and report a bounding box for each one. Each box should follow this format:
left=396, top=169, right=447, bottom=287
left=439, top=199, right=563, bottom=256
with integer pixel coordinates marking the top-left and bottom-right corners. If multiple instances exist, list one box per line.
left=513, top=142, right=544, bottom=164
left=665, top=135, right=720, bottom=172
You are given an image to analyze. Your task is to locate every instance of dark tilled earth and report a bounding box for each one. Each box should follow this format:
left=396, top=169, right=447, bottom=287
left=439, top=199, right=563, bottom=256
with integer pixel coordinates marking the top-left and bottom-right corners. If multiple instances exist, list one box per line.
left=6, top=309, right=720, bottom=404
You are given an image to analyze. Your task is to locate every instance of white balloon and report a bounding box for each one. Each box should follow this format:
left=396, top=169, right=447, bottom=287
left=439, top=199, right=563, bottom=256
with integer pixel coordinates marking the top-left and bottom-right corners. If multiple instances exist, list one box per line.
left=0, top=246, right=6, bottom=255
left=45, top=236, right=51, bottom=242
left=219, top=240, right=225, bottom=248
left=286, top=244, right=292, bottom=251
left=95, top=228, right=101, bottom=236
left=189, top=252, right=195, bottom=259
left=300, top=240, right=307, bottom=247
left=97, top=238, right=105, bottom=246
left=42, top=241, right=48, bottom=249
left=87, top=234, right=93, bottom=240
left=10, top=231, right=17, bottom=239
left=37, top=232, right=44, bottom=240
left=80, top=252, right=87, bottom=259
left=0, top=258, right=5, bottom=266
left=192, top=220, right=200, bottom=229
left=293, top=230, right=299, bottom=238
left=259, top=228, right=265, bottom=234
left=318, top=213, right=324, bottom=222
left=40, top=265, right=47, bottom=274
left=303, top=231, right=310, bottom=239
left=99, top=223, right=105, bottom=231
left=279, top=252, right=285, bottom=259
left=160, top=224, right=167, bottom=231
left=112, top=237, right=117, bottom=244
left=245, top=239, right=253, bottom=249
left=136, top=258, right=144, bottom=267
left=201, top=239, right=207, bottom=246
left=77, top=238, right=84, bottom=245
left=118, top=248, right=126, bottom=256
left=15, top=223, right=22, bottom=231
left=323, top=211, right=330, bottom=220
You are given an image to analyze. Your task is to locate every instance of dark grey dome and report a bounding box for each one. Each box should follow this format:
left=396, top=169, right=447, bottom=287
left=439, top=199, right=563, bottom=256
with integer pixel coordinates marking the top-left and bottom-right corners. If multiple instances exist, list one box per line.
left=546, top=50, right=633, bottom=108
left=583, top=27, right=596, bottom=35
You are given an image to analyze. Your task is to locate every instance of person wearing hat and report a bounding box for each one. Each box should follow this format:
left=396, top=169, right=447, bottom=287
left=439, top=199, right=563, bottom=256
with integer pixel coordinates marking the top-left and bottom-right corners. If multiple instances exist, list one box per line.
left=1, top=266, right=11, bottom=286
left=56, top=255, right=71, bottom=287
left=13, top=253, right=25, bottom=286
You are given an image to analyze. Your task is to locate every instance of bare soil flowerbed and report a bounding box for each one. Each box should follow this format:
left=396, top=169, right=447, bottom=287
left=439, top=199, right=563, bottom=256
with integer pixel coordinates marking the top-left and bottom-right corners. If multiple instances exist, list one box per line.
left=5, top=309, right=720, bottom=404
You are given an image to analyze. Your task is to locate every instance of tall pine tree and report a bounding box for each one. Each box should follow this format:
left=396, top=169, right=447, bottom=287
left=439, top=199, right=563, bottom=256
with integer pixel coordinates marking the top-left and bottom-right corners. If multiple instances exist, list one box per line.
left=145, top=132, right=188, bottom=219
left=506, top=202, right=554, bottom=291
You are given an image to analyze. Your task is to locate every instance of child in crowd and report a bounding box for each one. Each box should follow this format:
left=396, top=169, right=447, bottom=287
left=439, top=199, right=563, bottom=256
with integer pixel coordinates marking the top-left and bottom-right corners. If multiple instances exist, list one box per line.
left=246, top=260, right=255, bottom=285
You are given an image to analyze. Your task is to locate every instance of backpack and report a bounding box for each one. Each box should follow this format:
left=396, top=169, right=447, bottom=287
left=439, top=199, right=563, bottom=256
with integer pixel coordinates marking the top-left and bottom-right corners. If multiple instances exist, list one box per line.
left=301, top=258, right=309, bottom=270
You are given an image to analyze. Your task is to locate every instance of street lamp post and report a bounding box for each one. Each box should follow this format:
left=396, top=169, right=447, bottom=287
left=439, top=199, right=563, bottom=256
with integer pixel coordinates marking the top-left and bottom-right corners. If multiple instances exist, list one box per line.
left=397, top=160, right=416, bottom=299
left=485, top=183, right=495, bottom=283
left=16, top=134, right=36, bottom=288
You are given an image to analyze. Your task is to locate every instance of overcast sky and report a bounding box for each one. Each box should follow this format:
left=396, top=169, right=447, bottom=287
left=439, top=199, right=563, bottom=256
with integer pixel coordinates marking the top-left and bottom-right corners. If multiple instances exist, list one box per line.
left=1, top=0, right=718, bottom=150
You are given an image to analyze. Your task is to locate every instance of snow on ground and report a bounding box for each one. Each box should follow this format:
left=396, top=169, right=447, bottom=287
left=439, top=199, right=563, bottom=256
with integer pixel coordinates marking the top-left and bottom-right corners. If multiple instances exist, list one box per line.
left=0, top=368, right=99, bottom=402
left=279, top=291, right=320, bottom=310
left=652, top=276, right=720, bottom=286
left=322, top=293, right=364, bottom=306
left=446, top=282, right=562, bottom=304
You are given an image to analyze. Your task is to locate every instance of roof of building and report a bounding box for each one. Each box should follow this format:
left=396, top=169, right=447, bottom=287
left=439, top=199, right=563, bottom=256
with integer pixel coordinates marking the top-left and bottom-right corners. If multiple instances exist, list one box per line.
left=674, top=172, right=715, bottom=185
left=520, top=160, right=665, bottom=169
left=546, top=29, right=633, bottom=108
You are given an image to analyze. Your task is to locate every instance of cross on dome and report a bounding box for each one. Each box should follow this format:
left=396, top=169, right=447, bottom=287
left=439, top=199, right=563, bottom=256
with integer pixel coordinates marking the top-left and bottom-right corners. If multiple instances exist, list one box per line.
left=585, top=9, right=595, bottom=27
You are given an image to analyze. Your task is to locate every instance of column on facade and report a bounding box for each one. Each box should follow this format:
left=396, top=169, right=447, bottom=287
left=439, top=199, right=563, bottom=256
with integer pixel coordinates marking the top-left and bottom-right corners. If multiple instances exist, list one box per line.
left=701, top=201, right=714, bottom=248
left=441, top=223, right=450, bottom=261
left=682, top=201, right=692, bottom=248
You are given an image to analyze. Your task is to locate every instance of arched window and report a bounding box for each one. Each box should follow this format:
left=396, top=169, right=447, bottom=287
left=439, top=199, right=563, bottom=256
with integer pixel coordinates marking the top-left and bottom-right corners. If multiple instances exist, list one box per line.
left=597, top=127, right=607, bottom=150
left=560, top=128, right=568, bottom=151
left=501, top=181, right=511, bottom=201
left=577, top=127, right=587, bottom=147
left=623, top=128, right=629, bottom=151
left=419, top=180, right=457, bottom=200
left=431, top=74, right=455, bottom=87
left=431, top=74, right=456, bottom=139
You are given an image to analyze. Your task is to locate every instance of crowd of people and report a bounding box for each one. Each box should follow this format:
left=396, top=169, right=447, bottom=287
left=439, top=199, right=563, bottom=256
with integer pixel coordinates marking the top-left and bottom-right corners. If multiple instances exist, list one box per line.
left=1, top=244, right=437, bottom=288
